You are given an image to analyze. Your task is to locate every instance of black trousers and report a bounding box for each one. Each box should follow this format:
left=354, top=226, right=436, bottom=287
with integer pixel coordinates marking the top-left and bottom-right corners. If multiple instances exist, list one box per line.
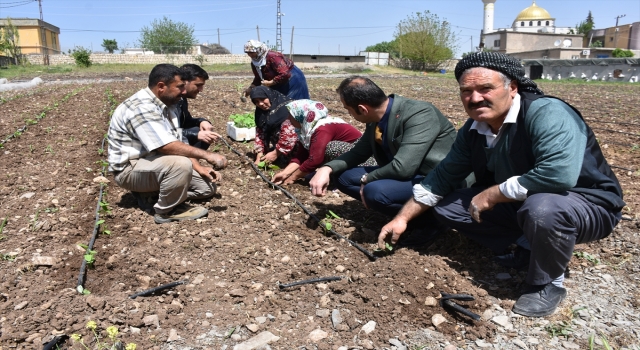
left=185, top=126, right=210, bottom=151
left=433, top=188, right=620, bottom=285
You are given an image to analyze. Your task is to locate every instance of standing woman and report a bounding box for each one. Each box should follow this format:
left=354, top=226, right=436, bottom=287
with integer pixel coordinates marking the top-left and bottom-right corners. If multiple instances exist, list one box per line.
left=244, top=40, right=310, bottom=100
left=250, top=86, right=298, bottom=165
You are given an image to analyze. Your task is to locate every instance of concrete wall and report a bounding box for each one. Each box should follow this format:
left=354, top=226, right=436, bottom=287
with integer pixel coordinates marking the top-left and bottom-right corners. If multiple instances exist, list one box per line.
left=522, top=59, right=640, bottom=82
left=25, top=53, right=252, bottom=65
left=510, top=48, right=640, bottom=60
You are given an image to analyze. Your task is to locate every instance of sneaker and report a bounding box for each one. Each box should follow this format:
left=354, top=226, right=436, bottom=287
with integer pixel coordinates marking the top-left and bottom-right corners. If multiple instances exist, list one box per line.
left=512, top=283, right=567, bottom=317
left=154, top=203, right=208, bottom=224
left=131, top=191, right=158, bottom=213
left=494, top=246, right=531, bottom=270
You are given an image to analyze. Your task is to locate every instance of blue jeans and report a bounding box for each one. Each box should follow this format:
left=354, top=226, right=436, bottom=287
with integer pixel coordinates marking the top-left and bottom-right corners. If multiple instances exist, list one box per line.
left=336, top=167, right=443, bottom=234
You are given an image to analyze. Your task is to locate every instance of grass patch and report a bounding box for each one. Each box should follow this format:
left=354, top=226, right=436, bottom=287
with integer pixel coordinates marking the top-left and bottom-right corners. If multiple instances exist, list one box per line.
left=0, top=63, right=248, bottom=80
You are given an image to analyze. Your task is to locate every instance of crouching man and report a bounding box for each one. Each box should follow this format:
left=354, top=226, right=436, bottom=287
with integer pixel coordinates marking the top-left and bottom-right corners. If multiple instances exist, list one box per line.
left=107, top=64, right=227, bottom=224
left=379, top=52, right=624, bottom=317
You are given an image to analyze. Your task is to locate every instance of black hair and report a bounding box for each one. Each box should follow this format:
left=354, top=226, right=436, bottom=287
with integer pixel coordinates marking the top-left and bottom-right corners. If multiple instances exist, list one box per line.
left=180, top=63, right=210, bottom=81
left=148, top=64, right=183, bottom=88
left=336, top=76, right=387, bottom=109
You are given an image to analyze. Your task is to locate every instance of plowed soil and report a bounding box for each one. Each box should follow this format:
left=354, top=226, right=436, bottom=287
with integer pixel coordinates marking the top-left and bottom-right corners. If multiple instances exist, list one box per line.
left=0, top=75, right=638, bottom=349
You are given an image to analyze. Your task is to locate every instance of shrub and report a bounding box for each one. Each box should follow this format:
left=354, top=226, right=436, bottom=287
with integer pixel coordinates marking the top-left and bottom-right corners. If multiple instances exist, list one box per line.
left=611, top=48, right=634, bottom=58
left=70, top=46, right=92, bottom=67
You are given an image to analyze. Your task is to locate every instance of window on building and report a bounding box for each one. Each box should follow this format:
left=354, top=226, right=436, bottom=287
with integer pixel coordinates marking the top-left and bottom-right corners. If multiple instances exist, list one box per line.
left=494, top=40, right=500, bottom=47
left=529, top=21, right=533, bottom=26
left=537, top=21, right=541, bottom=26
left=610, top=37, right=614, bottom=42
left=571, top=55, right=580, bottom=59
left=521, top=21, right=525, bottom=26
left=546, top=21, right=550, bottom=26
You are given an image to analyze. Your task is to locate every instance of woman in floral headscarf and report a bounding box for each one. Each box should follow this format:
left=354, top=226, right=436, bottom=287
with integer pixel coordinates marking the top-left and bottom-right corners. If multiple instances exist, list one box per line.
left=243, top=40, right=309, bottom=100
left=271, top=99, right=376, bottom=185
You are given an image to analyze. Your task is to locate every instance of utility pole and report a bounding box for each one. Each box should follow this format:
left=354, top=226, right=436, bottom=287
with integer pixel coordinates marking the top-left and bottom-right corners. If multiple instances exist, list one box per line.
left=38, top=0, right=49, bottom=65
left=289, top=26, right=294, bottom=60
left=256, top=25, right=260, bottom=41
left=470, top=36, right=473, bottom=52
left=276, top=0, right=283, bottom=52
left=217, top=28, right=220, bottom=45
left=614, top=14, right=626, bottom=48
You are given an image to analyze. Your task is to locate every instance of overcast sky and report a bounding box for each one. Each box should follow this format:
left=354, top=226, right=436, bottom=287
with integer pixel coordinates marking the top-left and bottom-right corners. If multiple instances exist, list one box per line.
left=2, top=0, right=639, bottom=57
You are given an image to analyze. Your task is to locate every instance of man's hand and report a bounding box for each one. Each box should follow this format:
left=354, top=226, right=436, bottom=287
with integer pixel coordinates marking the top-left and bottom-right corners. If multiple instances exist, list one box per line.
left=378, top=218, right=408, bottom=249
left=197, top=130, right=221, bottom=144
left=469, top=185, right=508, bottom=223
left=309, top=166, right=332, bottom=197
left=272, top=171, right=291, bottom=185
left=262, top=80, right=275, bottom=87
left=204, top=153, right=227, bottom=169
left=199, top=121, right=214, bottom=132
left=194, top=163, right=222, bottom=182
left=261, top=150, right=278, bottom=163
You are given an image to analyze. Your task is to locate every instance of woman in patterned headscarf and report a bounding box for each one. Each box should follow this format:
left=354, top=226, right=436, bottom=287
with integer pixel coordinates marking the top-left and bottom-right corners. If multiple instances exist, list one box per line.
left=243, top=39, right=310, bottom=100
left=271, top=99, right=376, bottom=185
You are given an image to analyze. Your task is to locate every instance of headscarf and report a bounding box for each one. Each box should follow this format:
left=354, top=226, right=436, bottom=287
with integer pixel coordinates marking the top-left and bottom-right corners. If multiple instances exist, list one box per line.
left=454, top=51, right=544, bottom=95
left=250, top=86, right=292, bottom=145
left=286, top=99, right=347, bottom=149
left=244, top=40, right=269, bottom=79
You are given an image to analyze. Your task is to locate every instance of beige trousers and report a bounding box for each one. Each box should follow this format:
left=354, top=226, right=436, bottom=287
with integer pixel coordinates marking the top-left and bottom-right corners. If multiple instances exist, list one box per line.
left=114, top=153, right=216, bottom=214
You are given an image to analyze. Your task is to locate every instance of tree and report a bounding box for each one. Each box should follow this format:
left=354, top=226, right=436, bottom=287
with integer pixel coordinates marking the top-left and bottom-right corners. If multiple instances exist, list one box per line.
left=611, top=48, right=634, bottom=58
left=364, top=40, right=400, bottom=58
left=70, top=46, right=92, bottom=67
left=101, top=39, right=118, bottom=54
left=0, top=17, right=22, bottom=65
left=394, top=11, right=457, bottom=70
left=138, top=16, right=196, bottom=54
left=575, top=11, right=595, bottom=35
left=205, top=43, right=231, bottom=55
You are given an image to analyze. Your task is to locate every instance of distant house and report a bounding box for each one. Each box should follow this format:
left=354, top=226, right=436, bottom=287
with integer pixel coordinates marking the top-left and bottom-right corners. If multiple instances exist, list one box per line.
left=587, top=22, right=640, bottom=51
left=123, top=48, right=154, bottom=55
left=190, top=45, right=214, bottom=55
left=0, top=18, right=61, bottom=54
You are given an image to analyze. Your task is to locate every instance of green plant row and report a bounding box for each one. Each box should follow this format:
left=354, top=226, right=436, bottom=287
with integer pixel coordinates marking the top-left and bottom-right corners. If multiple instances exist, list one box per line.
left=0, top=86, right=87, bottom=148
left=229, top=112, right=255, bottom=128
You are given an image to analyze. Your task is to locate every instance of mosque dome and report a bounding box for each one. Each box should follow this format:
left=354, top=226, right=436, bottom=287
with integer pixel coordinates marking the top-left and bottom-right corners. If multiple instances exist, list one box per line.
left=515, top=1, right=553, bottom=21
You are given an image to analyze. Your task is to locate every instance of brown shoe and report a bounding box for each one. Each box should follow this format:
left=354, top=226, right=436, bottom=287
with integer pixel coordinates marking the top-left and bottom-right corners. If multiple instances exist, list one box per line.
left=154, top=203, right=208, bottom=224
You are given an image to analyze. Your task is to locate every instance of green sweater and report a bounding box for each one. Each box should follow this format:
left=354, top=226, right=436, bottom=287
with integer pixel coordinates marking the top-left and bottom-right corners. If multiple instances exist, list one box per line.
left=421, top=96, right=588, bottom=196
left=324, top=95, right=456, bottom=182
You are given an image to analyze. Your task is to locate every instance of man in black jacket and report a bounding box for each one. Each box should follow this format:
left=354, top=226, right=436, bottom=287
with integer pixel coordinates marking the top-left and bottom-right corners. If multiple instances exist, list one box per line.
left=179, top=64, right=220, bottom=150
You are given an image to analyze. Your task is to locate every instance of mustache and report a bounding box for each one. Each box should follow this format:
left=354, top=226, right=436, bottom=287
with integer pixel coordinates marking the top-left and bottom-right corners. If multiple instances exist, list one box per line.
left=468, top=101, right=492, bottom=109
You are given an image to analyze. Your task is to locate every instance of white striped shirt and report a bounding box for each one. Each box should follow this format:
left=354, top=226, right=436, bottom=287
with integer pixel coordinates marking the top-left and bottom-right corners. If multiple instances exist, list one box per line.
left=107, top=88, right=182, bottom=172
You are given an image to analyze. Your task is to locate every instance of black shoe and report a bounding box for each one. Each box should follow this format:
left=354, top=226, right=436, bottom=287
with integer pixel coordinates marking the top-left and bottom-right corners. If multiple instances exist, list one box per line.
left=494, top=246, right=531, bottom=270
left=512, top=283, right=567, bottom=317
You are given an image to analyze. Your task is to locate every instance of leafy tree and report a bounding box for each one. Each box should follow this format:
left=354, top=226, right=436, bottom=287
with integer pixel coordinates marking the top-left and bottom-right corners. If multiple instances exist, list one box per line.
left=590, top=40, right=603, bottom=48
left=0, top=17, right=23, bottom=65
left=394, top=11, right=457, bottom=70
left=139, top=16, right=196, bottom=54
left=70, top=46, right=92, bottom=67
left=364, top=40, right=400, bottom=58
left=206, top=43, right=231, bottom=55
left=101, top=39, right=118, bottom=54
left=575, top=11, right=595, bottom=35
left=611, top=48, right=634, bottom=58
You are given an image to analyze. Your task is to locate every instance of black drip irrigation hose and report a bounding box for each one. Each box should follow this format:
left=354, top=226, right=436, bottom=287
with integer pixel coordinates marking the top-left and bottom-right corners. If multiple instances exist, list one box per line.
left=43, top=335, right=69, bottom=350
left=279, top=276, right=343, bottom=289
left=129, top=280, right=188, bottom=299
left=219, top=137, right=378, bottom=261
left=0, top=124, right=28, bottom=145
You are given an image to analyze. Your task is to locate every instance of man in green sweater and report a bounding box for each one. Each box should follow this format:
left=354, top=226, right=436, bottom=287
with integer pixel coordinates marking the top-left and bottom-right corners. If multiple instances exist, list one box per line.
left=379, top=52, right=624, bottom=317
left=309, top=76, right=458, bottom=245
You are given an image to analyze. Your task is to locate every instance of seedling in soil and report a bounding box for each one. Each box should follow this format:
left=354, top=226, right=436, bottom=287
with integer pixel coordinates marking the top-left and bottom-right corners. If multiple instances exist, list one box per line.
left=44, top=207, right=59, bottom=213
left=97, top=148, right=104, bottom=155
left=0, top=217, right=7, bottom=239
left=45, top=127, right=52, bottom=133
left=99, top=200, right=112, bottom=215
left=28, top=145, right=35, bottom=153
left=95, top=159, right=109, bottom=168
left=79, top=244, right=97, bottom=267
left=544, top=320, right=573, bottom=338
left=70, top=321, right=137, bottom=350
left=29, top=210, right=40, bottom=232
left=374, top=243, right=394, bottom=256
left=1, top=254, right=16, bottom=262
left=257, top=161, right=280, bottom=178
left=96, top=219, right=111, bottom=235
left=589, top=333, right=613, bottom=350
left=44, top=145, right=54, bottom=154
left=573, top=251, right=601, bottom=265
left=224, top=326, right=236, bottom=339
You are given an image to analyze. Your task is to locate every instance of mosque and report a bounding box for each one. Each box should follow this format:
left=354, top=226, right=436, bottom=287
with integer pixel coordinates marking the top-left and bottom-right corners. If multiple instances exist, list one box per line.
left=479, top=0, right=587, bottom=59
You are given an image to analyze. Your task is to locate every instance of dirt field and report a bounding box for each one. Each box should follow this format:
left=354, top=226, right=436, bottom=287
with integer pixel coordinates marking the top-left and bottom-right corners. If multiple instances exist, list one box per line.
left=0, top=74, right=639, bottom=350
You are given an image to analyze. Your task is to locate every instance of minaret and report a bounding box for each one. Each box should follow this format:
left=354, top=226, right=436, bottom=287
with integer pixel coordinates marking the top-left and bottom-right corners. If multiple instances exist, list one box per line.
left=482, top=0, right=496, bottom=34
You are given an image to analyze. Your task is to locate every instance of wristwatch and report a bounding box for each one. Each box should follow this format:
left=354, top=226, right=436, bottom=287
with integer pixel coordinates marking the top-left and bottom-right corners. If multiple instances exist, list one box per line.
left=360, top=173, right=368, bottom=185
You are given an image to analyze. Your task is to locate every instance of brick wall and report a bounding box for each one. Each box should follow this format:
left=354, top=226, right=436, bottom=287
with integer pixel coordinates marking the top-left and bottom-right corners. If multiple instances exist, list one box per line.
left=25, top=53, right=251, bottom=66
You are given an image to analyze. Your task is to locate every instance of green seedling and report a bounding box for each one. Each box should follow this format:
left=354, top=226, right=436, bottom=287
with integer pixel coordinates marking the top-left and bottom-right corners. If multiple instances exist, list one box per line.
left=96, top=159, right=109, bottom=168
left=328, top=210, right=341, bottom=219
left=29, top=145, right=35, bottom=153
left=544, top=320, right=573, bottom=338
left=229, top=112, right=255, bottom=128
left=25, top=119, right=37, bottom=125
left=212, top=144, right=221, bottom=152
left=0, top=217, right=7, bottom=240
left=573, top=251, right=601, bottom=265
left=44, top=207, right=59, bottom=213
left=29, top=210, right=40, bottom=232
left=79, top=244, right=97, bottom=266
left=96, top=219, right=111, bottom=235
left=374, top=242, right=394, bottom=255
left=99, top=200, right=112, bottom=215
left=1, top=254, right=16, bottom=262
left=44, top=145, right=54, bottom=154
left=13, top=131, right=22, bottom=138
left=257, top=161, right=280, bottom=177
left=97, top=148, right=104, bottom=155
left=224, top=327, right=236, bottom=339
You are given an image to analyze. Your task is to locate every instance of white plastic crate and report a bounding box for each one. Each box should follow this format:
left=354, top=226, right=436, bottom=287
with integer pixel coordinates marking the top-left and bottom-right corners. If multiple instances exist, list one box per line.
left=226, top=121, right=256, bottom=141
